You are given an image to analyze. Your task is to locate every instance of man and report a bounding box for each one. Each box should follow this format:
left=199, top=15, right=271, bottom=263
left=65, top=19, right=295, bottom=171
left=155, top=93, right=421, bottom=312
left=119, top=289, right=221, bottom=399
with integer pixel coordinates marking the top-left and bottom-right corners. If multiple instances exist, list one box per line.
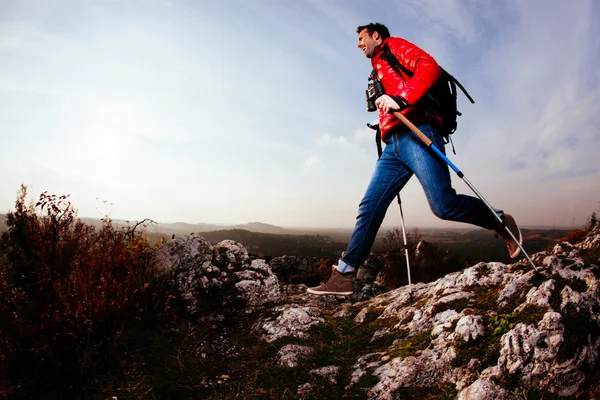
left=307, top=23, right=523, bottom=296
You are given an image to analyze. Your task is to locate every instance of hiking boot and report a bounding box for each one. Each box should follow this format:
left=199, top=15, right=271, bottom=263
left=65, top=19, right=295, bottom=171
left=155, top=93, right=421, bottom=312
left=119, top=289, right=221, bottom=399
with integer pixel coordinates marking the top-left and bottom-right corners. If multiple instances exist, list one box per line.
left=495, top=214, right=523, bottom=259
left=306, top=268, right=354, bottom=296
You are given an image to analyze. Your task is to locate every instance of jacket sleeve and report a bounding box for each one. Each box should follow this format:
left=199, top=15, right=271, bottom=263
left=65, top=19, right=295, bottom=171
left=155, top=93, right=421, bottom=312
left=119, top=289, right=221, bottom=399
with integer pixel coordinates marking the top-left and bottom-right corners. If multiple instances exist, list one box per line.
left=388, top=37, right=441, bottom=106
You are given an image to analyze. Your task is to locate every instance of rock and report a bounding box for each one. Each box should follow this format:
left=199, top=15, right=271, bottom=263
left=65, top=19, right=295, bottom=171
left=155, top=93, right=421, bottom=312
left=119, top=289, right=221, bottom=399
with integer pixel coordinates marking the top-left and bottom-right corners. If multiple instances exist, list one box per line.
left=345, top=242, right=600, bottom=398
left=297, top=382, right=314, bottom=396
left=455, top=315, right=485, bottom=342
left=234, top=259, right=282, bottom=310
left=356, top=255, right=381, bottom=283
left=152, top=234, right=281, bottom=313
left=457, top=378, right=512, bottom=400
left=152, top=225, right=600, bottom=398
left=214, top=239, right=249, bottom=266
left=309, top=366, right=339, bottom=384
left=277, top=345, right=314, bottom=368
left=268, top=255, right=322, bottom=280
left=152, top=234, right=226, bottom=313
left=254, top=304, right=324, bottom=342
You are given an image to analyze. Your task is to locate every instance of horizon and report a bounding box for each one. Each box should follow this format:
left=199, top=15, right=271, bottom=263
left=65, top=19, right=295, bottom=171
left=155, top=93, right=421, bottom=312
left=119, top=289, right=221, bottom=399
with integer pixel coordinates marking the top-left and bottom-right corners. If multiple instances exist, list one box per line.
left=0, top=210, right=577, bottom=232
left=1, top=1, right=599, bottom=230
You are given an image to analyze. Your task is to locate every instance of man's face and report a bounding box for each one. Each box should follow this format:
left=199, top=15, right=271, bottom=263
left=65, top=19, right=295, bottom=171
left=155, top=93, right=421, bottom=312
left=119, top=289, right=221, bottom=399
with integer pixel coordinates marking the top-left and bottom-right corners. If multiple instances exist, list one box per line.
left=357, top=28, right=382, bottom=58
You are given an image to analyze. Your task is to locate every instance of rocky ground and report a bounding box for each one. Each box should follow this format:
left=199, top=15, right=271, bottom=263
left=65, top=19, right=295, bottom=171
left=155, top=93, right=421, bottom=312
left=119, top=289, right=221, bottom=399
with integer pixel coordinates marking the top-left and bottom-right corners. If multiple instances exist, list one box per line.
left=101, top=227, right=600, bottom=399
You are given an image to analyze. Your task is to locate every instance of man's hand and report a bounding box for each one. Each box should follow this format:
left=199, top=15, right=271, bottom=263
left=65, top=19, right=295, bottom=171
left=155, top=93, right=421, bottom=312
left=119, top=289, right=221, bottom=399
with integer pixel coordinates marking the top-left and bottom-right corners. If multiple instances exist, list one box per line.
left=375, top=95, right=408, bottom=114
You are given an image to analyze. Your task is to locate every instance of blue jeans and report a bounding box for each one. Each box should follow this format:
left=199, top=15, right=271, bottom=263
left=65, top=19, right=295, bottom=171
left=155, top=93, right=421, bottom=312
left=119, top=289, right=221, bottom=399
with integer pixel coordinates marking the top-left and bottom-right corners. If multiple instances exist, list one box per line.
left=337, top=124, right=500, bottom=273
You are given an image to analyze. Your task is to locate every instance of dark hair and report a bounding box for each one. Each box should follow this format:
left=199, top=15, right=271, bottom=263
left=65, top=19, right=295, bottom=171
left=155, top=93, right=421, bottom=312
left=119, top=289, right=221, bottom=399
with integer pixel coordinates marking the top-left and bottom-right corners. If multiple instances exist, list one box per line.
left=356, top=23, right=390, bottom=40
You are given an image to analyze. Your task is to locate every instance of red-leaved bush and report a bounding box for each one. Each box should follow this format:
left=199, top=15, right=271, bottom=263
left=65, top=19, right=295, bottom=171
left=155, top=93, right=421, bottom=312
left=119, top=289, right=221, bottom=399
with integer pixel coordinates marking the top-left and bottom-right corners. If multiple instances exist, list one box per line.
left=0, top=185, right=168, bottom=398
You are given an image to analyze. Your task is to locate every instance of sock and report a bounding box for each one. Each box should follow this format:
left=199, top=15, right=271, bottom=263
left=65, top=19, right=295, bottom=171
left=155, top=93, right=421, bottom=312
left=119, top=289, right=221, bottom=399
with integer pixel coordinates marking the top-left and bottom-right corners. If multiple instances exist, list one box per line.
left=336, top=259, right=356, bottom=274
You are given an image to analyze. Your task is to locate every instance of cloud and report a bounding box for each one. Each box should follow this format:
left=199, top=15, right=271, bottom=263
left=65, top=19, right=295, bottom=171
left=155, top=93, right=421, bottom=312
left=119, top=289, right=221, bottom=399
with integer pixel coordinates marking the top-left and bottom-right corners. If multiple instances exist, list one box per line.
left=304, top=155, right=321, bottom=170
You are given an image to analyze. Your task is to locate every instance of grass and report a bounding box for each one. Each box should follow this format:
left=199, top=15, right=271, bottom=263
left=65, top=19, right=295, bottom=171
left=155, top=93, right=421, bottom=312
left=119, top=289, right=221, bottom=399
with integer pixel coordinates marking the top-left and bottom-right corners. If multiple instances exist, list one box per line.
left=389, top=330, right=432, bottom=359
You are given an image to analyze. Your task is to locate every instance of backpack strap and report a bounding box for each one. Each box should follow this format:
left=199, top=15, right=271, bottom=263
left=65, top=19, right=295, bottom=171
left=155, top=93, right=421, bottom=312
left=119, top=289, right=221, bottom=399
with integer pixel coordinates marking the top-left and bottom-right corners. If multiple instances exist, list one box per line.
left=382, top=45, right=413, bottom=79
left=381, top=45, right=475, bottom=104
left=444, top=71, right=475, bottom=104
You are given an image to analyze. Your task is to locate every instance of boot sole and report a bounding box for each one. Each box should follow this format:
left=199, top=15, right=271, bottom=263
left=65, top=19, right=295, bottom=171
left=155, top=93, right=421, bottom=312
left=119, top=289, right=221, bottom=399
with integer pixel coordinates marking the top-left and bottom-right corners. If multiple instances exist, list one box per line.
left=510, top=230, right=523, bottom=259
left=306, top=288, right=352, bottom=296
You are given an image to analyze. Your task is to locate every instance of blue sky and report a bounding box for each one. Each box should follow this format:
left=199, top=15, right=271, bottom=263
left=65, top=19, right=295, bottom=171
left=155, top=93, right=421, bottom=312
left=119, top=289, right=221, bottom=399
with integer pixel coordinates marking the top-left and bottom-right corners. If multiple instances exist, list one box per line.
left=1, top=0, right=599, bottom=229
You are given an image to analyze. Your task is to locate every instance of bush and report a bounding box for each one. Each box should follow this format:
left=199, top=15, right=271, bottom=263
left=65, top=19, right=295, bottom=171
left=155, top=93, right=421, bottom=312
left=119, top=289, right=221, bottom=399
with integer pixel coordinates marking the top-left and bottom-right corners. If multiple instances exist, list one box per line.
left=564, top=228, right=588, bottom=244
left=0, top=185, right=167, bottom=398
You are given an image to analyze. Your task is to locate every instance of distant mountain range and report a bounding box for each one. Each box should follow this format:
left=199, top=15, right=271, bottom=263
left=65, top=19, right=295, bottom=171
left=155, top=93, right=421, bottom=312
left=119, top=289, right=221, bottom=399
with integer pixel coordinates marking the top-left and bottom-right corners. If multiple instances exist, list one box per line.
left=0, top=213, right=574, bottom=237
left=156, top=221, right=288, bottom=235
left=0, top=214, right=289, bottom=235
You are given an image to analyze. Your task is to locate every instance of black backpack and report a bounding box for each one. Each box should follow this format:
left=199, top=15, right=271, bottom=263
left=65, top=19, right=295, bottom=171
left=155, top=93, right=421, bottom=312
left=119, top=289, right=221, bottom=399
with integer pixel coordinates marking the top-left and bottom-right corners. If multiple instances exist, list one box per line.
left=381, top=45, right=474, bottom=141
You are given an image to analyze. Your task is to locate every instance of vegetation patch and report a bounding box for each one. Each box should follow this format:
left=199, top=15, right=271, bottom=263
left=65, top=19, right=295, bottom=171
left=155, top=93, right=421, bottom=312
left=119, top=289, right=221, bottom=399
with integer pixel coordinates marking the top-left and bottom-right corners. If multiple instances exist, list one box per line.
left=389, top=330, right=432, bottom=359
left=347, top=372, right=380, bottom=398
left=483, top=336, right=502, bottom=367
left=432, top=297, right=472, bottom=315
left=495, top=370, right=523, bottom=392
left=515, top=304, right=547, bottom=326
left=476, top=263, right=491, bottom=278
left=392, top=384, right=458, bottom=400
left=492, top=312, right=516, bottom=336
left=564, top=229, right=588, bottom=244
left=376, top=316, right=403, bottom=331
left=412, top=297, right=429, bottom=309
left=452, top=337, right=483, bottom=368
left=452, top=315, right=500, bottom=369
left=472, top=286, right=501, bottom=310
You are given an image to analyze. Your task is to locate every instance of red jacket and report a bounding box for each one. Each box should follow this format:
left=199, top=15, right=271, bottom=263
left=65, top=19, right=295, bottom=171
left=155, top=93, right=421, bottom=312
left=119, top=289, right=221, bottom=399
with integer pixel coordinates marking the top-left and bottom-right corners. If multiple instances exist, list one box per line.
left=371, top=37, right=442, bottom=141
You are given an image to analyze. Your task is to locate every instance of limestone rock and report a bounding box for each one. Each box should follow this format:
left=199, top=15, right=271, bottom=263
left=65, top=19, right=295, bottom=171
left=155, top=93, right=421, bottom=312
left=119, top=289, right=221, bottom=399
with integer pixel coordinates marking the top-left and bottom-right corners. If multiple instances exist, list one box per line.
left=152, top=234, right=281, bottom=313
left=457, top=378, right=512, bottom=400
left=277, top=344, right=314, bottom=368
left=455, top=315, right=485, bottom=342
left=254, top=304, right=324, bottom=342
left=234, top=259, right=282, bottom=310
left=309, top=366, right=340, bottom=384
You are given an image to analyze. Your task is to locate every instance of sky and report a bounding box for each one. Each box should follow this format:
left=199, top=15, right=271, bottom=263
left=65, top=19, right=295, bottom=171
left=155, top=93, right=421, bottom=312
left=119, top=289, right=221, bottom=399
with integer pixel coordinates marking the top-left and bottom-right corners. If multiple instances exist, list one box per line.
left=1, top=0, right=599, bottom=230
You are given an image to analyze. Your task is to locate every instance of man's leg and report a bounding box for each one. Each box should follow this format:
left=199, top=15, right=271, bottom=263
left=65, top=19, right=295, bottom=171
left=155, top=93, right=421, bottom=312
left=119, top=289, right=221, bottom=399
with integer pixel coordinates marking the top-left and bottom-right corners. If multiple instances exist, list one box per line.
left=307, top=135, right=412, bottom=295
left=401, top=124, right=522, bottom=257
left=338, top=136, right=412, bottom=273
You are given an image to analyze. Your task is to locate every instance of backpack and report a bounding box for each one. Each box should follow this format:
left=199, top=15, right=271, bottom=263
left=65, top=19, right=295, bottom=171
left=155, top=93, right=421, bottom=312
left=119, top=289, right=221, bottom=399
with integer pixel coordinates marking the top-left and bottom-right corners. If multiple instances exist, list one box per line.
left=381, top=45, right=475, bottom=142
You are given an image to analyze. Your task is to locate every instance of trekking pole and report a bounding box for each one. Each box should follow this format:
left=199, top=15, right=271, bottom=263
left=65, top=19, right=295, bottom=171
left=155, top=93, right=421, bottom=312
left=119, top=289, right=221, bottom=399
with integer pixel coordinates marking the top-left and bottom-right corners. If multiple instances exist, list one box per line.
left=391, top=112, right=537, bottom=271
left=369, top=123, right=413, bottom=295
left=397, top=198, right=413, bottom=296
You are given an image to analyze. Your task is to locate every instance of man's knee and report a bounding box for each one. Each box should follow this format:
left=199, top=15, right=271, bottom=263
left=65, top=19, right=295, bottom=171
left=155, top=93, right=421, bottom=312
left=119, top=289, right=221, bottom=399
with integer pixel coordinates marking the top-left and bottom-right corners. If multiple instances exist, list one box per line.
left=431, top=204, right=457, bottom=221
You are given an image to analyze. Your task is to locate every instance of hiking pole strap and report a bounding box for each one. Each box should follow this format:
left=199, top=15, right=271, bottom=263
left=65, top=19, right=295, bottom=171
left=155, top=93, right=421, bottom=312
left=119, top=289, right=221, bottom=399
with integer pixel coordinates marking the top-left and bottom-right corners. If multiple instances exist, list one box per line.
left=376, top=129, right=383, bottom=159
left=367, top=123, right=383, bottom=158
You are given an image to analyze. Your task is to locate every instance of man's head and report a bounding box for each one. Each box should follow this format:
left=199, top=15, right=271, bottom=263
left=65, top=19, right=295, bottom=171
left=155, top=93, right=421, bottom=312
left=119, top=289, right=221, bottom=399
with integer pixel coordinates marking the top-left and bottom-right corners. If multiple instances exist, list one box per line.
left=357, top=23, right=390, bottom=58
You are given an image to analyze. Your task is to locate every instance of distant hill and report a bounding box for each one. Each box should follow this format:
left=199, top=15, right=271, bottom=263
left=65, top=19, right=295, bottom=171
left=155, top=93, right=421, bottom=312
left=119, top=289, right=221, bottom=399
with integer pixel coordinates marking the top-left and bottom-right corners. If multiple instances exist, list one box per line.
left=195, top=229, right=345, bottom=258
left=228, top=222, right=286, bottom=234
left=0, top=214, right=288, bottom=236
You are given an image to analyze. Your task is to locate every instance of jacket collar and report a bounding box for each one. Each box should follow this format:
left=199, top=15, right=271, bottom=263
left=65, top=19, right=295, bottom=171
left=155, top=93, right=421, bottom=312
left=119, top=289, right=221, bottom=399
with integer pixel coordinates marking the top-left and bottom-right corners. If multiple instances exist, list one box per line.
left=372, top=38, right=390, bottom=58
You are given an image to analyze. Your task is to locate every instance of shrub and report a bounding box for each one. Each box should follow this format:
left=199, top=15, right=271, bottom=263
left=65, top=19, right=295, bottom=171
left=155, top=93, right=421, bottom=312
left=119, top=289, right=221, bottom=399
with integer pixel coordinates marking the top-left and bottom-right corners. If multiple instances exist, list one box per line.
left=564, top=228, right=588, bottom=244
left=0, top=185, right=167, bottom=398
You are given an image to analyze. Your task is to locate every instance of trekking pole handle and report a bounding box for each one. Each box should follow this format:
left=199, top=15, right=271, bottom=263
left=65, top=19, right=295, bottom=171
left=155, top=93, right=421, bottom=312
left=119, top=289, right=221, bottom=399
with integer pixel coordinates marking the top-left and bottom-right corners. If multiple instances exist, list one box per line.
left=392, top=111, right=433, bottom=147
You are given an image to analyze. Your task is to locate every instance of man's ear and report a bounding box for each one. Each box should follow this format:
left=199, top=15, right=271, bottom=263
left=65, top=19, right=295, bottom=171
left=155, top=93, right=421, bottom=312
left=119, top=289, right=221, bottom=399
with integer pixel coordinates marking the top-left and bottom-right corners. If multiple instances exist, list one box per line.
left=373, top=31, right=379, bottom=40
